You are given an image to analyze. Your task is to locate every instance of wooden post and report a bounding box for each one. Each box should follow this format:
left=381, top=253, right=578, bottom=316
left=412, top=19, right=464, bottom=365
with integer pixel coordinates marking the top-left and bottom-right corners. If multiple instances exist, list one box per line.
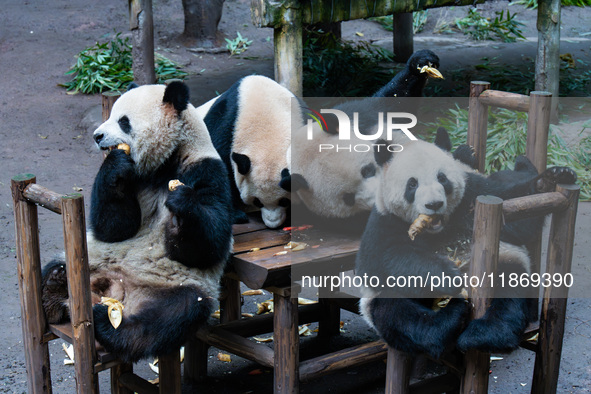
left=385, top=348, right=411, bottom=394
left=531, top=184, right=579, bottom=394
left=526, top=91, right=552, bottom=174
left=158, top=350, right=181, bottom=394
left=273, top=292, right=300, bottom=393
left=129, top=0, right=156, bottom=85
left=318, top=286, right=340, bottom=338
left=220, top=277, right=241, bottom=323
left=11, top=174, right=53, bottom=394
left=467, top=81, right=491, bottom=173
left=111, top=363, right=134, bottom=394
left=461, top=196, right=503, bottom=394
left=535, top=0, right=560, bottom=122
left=274, top=0, right=303, bottom=96
left=61, top=194, right=98, bottom=394
left=392, top=13, right=413, bottom=63
left=101, top=92, right=121, bottom=122
left=183, top=336, right=209, bottom=382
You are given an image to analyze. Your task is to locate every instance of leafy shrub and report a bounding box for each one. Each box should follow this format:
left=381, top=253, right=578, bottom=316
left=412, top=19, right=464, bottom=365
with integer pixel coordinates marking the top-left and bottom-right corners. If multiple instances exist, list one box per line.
left=512, top=0, right=591, bottom=8
left=225, top=32, right=252, bottom=56
left=61, top=34, right=187, bottom=94
left=455, top=8, right=525, bottom=42
left=369, top=10, right=429, bottom=34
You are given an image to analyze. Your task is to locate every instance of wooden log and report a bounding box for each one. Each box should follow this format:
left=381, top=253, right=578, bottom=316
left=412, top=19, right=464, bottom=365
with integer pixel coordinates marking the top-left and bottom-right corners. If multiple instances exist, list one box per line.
left=531, top=184, right=579, bottom=394
left=23, top=183, right=64, bottom=214
left=467, top=81, right=491, bottom=173
left=461, top=196, right=503, bottom=394
left=526, top=91, right=552, bottom=174
left=535, top=0, right=560, bottom=122
left=273, top=0, right=303, bottom=96
left=118, top=373, right=158, bottom=394
left=129, top=0, right=156, bottom=85
left=196, top=327, right=275, bottom=367
left=61, top=194, right=98, bottom=394
left=183, top=337, right=209, bottom=382
left=300, top=341, right=388, bottom=381
left=220, top=277, right=242, bottom=323
left=478, top=90, right=529, bottom=112
left=502, top=192, right=567, bottom=223
left=273, top=293, right=300, bottom=393
left=158, top=350, right=181, bottom=394
left=11, top=174, right=53, bottom=394
left=392, top=13, right=413, bottom=63
left=384, top=347, right=411, bottom=394
left=111, top=363, right=133, bottom=394
left=101, top=91, right=120, bottom=122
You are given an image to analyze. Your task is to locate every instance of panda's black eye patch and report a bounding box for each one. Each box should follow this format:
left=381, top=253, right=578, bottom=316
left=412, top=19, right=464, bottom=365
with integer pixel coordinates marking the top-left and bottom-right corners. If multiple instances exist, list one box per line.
left=437, top=172, right=453, bottom=195
left=118, top=116, right=132, bottom=134
left=405, top=178, right=418, bottom=203
left=361, top=163, right=376, bottom=179
left=253, top=198, right=264, bottom=208
left=278, top=198, right=290, bottom=207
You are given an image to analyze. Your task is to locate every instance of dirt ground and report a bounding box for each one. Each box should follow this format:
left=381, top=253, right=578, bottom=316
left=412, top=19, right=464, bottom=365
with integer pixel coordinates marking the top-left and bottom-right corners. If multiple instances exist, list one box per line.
left=0, top=0, right=590, bottom=392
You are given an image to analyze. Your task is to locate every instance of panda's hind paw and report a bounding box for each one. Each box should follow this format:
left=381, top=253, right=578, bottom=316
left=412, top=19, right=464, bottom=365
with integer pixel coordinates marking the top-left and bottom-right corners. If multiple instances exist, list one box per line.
left=457, top=318, right=521, bottom=353
left=536, top=167, right=577, bottom=192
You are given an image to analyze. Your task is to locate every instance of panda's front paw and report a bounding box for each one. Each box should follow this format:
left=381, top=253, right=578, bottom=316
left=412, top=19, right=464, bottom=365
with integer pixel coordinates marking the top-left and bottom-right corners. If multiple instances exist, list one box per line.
left=453, top=145, right=477, bottom=169
left=41, top=261, right=69, bottom=324
left=457, top=317, right=522, bottom=353
left=165, top=184, right=195, bottom=218
left=101, top=150, right=136, bottom=190
left=536, top=167, right=577, bottom=192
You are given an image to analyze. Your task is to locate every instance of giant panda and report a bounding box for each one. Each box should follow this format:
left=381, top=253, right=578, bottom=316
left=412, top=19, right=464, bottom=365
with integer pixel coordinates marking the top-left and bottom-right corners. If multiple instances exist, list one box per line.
left=41, top=81, right=234, bottom=362
left=288, top=50, right=443, bottom=220
left=198, top=75, right=303, bottom=228
left=355, top=133, right=577, bottom=358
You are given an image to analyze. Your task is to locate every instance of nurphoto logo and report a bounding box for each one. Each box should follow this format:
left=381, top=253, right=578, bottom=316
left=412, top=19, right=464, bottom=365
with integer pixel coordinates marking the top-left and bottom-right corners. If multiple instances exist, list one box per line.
left=305, top=108, right=418, bottom=153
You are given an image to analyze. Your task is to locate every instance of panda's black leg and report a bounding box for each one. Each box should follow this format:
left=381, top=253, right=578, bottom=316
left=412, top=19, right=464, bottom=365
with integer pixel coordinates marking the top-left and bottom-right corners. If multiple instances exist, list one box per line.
left=513, top=155, right=538, bottom=174
left=457, top=297, right=530, bottom=353
left=94, top=285, right=213, bottom=363
left=535, top=166, right=577, bottom=193
left=369, top=297, right=469, bottom=359
left=453, top=145, right=477, bottom=169
left=90, top=150, right=141, bottom=242
left=233, top=208, right=249, bottom=224
left=41, top=260, right=70, bottom=324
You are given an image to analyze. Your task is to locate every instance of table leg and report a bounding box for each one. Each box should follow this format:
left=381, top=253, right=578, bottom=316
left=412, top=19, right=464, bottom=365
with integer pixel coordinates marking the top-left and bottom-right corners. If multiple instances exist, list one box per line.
left=273, top=293, right=300, bottom=394
left=318, top=286, right=340, bottom=338
left=184, top=336, right=209, bottom=383
left=220, top=277, right=241, bottom=323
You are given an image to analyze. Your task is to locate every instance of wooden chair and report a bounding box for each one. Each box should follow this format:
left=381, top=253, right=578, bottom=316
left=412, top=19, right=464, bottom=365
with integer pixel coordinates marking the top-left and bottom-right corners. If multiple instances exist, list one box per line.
left=385, top=82, right=579, bottom=393
left=11, top=175, right=184, bottom=394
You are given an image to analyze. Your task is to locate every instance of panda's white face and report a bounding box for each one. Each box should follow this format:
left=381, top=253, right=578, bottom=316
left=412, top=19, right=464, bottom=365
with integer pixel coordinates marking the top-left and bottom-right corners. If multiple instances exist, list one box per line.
left=93, top=85, right=181, bottom=174
left=376, top=140, right=468, bottom=233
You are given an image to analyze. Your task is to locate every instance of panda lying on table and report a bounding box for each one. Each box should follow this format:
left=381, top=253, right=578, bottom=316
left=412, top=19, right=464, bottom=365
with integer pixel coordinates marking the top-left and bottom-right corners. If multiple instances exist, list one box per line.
left=356, top=130, right=577, bottom=358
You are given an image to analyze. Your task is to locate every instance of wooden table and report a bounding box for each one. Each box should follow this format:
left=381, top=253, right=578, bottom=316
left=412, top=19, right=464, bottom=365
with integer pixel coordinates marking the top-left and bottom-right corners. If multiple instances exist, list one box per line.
left=184, top=217, right=388, bottom=393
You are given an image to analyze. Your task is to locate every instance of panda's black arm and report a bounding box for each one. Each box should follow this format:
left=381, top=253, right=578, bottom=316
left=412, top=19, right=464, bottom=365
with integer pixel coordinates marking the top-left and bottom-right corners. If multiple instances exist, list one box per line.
left=164, top=158, right=233, bottom=269
left=90, top=150, right=142, bottom=243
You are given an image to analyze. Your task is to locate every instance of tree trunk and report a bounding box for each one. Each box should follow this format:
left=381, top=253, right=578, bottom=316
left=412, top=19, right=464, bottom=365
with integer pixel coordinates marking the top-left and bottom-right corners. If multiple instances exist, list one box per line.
left=182, top=0, right=225, bottom=47
left=535, top=0, right=560, bottom=121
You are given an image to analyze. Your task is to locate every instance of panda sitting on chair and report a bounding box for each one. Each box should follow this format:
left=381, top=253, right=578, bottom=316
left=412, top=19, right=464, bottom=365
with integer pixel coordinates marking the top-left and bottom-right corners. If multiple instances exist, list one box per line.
left=41, top=81, right=233, bottom=362
left=355, top=129, right=577, bottom=358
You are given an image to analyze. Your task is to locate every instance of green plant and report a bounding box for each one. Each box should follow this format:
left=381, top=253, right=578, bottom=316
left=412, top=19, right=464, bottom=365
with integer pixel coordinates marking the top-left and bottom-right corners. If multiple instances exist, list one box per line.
left=61, top=34, right=187, bottom=94
left=426, top=106, right=591, bottom=200
left=369, top=10, right=429, bottom=34
left=456, top=8, right=525, bottom=42
left=225, top=32, right=252, bottom=55
left=512, top=0, right=591, bottom=8
left=303, top=31, right=397, bottom=96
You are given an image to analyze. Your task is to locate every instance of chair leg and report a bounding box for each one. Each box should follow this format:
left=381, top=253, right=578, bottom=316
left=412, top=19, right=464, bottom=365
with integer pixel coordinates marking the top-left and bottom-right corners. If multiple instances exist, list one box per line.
left=273, top=292, right=300, bottom=394
left=385, top=347, right=411, bottom=394
left=159, top=350, right=181, bottom=394
left=184, top=336, right=209, bottom=383
left=111, top=363, right=134, bottom=394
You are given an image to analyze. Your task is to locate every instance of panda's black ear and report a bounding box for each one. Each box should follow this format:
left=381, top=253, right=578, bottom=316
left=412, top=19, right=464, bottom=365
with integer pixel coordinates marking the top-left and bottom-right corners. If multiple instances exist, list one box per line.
left=163, top=81, right=190, bottom=113
left=279, top=168, right=291, bottom=191
left=232, top=152, right=251, bottom=175
left=374, top=139, right=393, bottom=167
left=290, top=173, right=309, bottom=192
left=434, top=127, right=452, bottom=152
left=127, top=82, right=140, bottom=91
